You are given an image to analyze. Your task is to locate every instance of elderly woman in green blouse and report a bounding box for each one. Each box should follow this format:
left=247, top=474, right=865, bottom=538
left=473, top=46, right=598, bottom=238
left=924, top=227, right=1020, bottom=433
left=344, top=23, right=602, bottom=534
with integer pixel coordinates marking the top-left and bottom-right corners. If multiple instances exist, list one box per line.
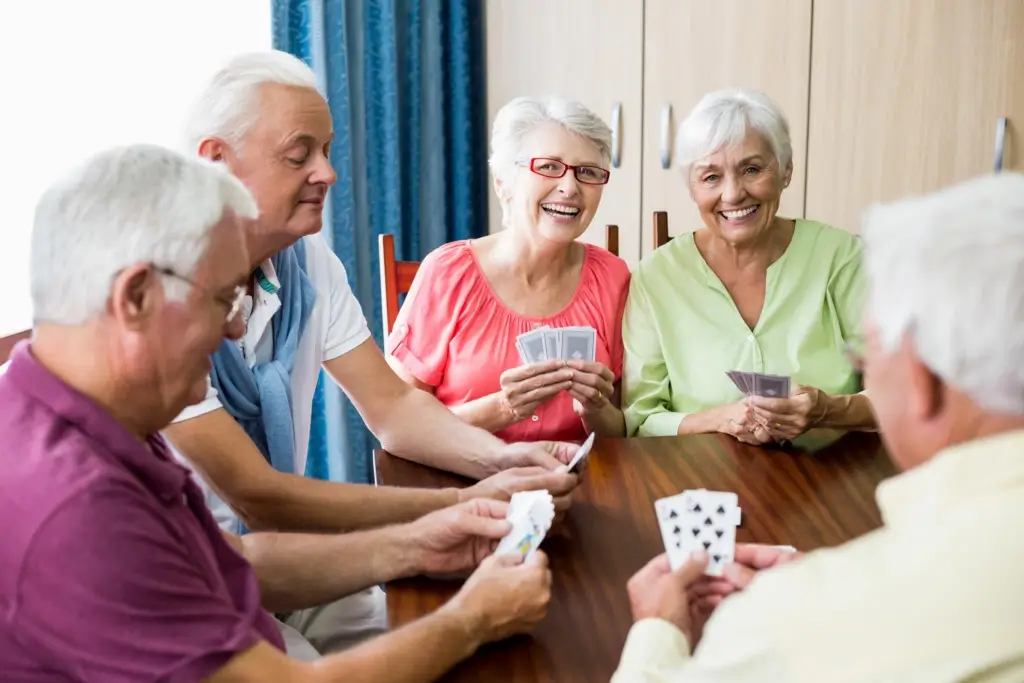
left=623, top=88, right=875, bottom=444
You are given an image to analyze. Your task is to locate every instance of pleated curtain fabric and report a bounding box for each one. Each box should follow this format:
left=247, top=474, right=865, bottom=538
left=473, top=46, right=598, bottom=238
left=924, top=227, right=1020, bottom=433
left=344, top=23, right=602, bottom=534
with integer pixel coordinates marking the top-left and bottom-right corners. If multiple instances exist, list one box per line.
left=272, top=0, right=489, bottom=482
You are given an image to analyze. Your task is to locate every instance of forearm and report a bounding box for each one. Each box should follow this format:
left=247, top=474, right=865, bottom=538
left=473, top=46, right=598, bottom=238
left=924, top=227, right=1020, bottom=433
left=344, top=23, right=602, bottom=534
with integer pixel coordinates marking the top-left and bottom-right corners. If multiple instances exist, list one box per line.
left=378, top=387, right=507, bottom=480
left=449, top=391, right=519, bottom=434
left=241, top=474, right=457, bottom=533
left=676, top=407, right=723, bottom=435
left=583, top=403, right=626, bottom=437
left=239, top=525, right=419, bottom=613
left=816, top=393, right=876, bottom=430
left=310, top=603, right=481, bottom=683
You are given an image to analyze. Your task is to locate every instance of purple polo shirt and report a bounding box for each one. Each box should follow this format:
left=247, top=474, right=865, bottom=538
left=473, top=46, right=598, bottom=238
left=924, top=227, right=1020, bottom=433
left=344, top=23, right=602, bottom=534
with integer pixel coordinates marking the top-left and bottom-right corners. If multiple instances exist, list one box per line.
left=0, top=343, right=285, bottom=681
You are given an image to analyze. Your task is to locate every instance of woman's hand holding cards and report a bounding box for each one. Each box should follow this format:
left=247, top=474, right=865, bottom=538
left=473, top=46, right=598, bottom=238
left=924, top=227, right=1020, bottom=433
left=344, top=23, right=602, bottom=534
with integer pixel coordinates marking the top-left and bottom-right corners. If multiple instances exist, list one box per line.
left=747, top=384, right=826, bottom=440
left=565, top=360, right=615, bottom=415
left=498, top=361, right=573, bottom=422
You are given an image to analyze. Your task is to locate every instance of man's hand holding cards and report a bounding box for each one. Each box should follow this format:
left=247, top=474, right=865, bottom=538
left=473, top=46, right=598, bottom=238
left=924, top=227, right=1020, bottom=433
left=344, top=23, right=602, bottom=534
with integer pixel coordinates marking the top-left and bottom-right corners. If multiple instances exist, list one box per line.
left=494, top=490, right=556, bottom=560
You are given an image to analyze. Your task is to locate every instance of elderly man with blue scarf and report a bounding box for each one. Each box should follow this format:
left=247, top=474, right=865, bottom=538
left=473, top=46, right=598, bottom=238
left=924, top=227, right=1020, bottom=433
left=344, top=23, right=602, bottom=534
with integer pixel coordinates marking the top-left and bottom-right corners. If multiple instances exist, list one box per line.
left=162, top=51, right=581, bottom=658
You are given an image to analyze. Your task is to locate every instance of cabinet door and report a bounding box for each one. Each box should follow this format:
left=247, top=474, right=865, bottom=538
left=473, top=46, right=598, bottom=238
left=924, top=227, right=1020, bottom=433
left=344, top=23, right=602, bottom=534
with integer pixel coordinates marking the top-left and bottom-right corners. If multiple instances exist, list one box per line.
left=806, top=0, right=1024, bottom=233
left=485, top=0, right=644, bottom=266
left=640, top=0, right=813, bottom=254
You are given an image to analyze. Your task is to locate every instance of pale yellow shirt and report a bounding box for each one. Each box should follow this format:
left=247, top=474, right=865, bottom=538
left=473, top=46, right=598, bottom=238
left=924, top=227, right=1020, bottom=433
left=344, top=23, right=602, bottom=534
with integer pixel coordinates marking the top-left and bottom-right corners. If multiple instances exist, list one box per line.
left=612, top=429, right=1024, bottom=682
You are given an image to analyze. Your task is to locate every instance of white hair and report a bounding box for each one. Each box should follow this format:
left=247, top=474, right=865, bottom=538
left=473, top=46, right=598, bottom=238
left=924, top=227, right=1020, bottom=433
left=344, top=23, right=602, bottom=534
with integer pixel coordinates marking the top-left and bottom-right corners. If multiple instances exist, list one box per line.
left=181, top=50, right=319, bottom=153
left=862, top=172, right=1024, bottom=415
left=676, top=88, right=792, bottom=175
left=31, top=144, right=259, bottom=325
left=488, top=95, right=613, bottom=183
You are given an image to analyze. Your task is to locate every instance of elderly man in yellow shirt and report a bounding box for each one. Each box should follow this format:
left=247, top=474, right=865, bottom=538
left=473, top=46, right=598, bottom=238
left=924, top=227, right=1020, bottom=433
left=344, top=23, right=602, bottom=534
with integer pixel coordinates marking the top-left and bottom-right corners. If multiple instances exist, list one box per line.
left=612, top=172, right=1024, bottom=683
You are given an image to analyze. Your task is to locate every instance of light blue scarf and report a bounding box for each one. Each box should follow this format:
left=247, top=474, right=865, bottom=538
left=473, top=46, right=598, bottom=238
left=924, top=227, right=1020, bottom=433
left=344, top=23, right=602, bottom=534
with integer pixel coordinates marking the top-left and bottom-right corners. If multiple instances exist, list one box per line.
left=210, top=239, right=317, bottom=478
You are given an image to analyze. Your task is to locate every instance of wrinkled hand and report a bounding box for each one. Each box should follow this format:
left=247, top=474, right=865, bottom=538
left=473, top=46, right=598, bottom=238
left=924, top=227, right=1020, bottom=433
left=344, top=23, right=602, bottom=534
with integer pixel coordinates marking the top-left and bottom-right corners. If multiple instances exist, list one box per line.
left=407, top=499, right=512, bottom=576
left=565, top=360, right=615, bottom=415
left=716, top=401, right=773, bottom=445
left=498, top=361, right=574, bottom=422
left=688, top=543, right=802, bottom=614
left=747, top=384, right=825, bottom=440
left=447, top=551, right=552, bottom=644
left=460, top=466, right=579, bottom=515
left=626, top=552, right=709, bottom=645
left=497, top=440, right=579, bottom=472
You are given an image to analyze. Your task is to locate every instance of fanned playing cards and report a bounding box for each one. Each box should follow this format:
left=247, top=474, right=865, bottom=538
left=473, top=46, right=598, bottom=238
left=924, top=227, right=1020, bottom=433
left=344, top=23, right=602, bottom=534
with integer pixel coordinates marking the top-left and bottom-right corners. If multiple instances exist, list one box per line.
left=516, top=326, right=596, bottom=364
left=726, top=371, right=791, bottom=398
left=494, top=490, right=556, bottom=560
left=654, top=489, right=742, bottom=577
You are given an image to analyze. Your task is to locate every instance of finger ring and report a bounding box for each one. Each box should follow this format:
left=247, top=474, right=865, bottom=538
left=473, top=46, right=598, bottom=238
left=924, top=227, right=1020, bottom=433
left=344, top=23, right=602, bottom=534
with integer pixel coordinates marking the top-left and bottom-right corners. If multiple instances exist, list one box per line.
left=775, top=423, right=781, bottom=429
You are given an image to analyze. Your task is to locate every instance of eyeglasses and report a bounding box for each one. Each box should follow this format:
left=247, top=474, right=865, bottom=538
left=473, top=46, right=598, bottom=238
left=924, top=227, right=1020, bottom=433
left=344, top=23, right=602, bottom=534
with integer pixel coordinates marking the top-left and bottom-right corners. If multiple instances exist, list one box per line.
left=154, top=266, right=246, bottom=324
left=517, top=157, right=611, bottom=185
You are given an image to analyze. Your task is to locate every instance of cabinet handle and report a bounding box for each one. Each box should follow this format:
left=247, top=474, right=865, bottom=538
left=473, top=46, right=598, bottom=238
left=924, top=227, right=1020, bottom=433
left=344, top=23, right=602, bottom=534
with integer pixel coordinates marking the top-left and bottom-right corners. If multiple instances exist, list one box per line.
left=611, top=102, right=622, bottom=168
left=660, top=104, right=672, bottom=169
left=994, top=117, right=1007, bottom=172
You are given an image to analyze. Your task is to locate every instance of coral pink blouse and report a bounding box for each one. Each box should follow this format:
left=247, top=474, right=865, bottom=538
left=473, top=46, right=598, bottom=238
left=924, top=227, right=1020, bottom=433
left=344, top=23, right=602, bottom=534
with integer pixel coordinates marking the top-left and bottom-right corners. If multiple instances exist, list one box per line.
left=386, top=240, right=631, bottom=443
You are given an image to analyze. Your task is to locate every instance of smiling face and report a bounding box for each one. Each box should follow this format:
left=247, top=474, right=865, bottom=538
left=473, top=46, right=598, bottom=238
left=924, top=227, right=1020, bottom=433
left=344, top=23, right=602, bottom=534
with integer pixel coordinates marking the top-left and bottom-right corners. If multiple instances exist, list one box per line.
left=203, top=83, right=336, bottom=257
left=495, top=121, right=607, bottom=245
left=688, top=130, right=792, bottom=246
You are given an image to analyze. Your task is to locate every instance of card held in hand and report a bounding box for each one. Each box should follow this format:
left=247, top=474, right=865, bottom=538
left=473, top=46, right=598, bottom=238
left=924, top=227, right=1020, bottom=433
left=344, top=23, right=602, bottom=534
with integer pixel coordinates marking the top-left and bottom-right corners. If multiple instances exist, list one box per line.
left=566, top=432, right=595, bottom=474
left=654, top=489, right=741, bottom=576
left=495, top=490, right=555, bottom=560
left=559, top=327, right=596, bottom=362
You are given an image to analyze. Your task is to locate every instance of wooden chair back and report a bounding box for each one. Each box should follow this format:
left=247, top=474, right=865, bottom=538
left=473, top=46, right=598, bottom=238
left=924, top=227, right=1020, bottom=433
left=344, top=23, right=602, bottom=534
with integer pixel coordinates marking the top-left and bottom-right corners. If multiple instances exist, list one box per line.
left=653, top=211, right=671, bottom=249
left=0, top=330, right=30, bottom=364
left=378, top=225, right=622, bottom=337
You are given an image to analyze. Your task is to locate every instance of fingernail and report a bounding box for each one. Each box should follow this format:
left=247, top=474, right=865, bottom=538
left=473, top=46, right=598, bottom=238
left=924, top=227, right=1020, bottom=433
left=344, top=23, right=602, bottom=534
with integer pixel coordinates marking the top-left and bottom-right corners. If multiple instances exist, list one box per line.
left=691, top=551, right=708, bottom=562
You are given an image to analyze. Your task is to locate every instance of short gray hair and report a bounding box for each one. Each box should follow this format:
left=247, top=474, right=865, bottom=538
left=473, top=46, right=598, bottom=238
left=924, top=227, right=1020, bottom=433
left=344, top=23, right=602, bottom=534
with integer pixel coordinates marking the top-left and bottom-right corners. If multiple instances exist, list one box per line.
left=181, top=50, right=319, bottom=153
left=488, top=96, right=613, bottom=183
left=31, top=144, right=258, bottom=325
left=862, top=172, right=1024, bottom=415
left=676, top=88, right=792, bottom=175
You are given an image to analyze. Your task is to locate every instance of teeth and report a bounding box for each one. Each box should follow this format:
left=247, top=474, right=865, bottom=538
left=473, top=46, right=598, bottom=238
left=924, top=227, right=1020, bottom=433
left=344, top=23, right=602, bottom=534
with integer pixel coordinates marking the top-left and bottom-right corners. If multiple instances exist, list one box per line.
left=542, top=203, right=581, bottom=217
left=721, top=206, right=757, bottom=220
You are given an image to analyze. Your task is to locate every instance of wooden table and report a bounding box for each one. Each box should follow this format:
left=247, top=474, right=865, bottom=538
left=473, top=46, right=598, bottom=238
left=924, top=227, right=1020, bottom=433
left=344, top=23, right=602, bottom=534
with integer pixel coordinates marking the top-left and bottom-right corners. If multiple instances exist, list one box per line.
left=374, top=431, right=897, bottom=682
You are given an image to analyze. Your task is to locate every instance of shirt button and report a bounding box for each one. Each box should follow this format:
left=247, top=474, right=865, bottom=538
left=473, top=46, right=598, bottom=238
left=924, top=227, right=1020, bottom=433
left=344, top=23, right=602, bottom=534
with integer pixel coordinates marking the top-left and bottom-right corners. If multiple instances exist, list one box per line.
left=531, top=415, right=539, bottom=422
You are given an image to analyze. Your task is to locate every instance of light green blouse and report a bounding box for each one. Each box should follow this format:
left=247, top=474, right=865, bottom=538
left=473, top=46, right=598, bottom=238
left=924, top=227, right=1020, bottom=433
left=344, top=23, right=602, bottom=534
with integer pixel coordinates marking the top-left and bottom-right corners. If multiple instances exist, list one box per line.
left=622, top=220, right=866, bottom=437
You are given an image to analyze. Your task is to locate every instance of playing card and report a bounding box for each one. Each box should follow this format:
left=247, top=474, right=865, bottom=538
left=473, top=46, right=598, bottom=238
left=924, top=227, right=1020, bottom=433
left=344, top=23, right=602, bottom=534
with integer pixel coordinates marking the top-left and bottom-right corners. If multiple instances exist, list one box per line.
left=542, top=328, right=560, bottom=361
left=495, top=490, right=555, bottom=560
left=753, top=373, right=790, bottom=398
left=516, top=329, right=548, bottom=364
left=726, top=371, right=746, bottom=394
left=566, top=432, right=595, bottom=474
left=655, top=489, right=741, bottom=576
left=560, top=327, right=596, bottom=362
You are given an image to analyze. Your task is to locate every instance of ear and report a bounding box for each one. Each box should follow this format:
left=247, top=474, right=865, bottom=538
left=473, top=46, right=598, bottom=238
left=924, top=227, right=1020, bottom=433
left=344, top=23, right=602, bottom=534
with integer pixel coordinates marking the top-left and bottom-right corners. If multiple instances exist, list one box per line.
left=781, top=160, right=794, bottom=188
left=492, top=175, right=507, bottom=203
left=109, top=264, right=160, bottom=331
left=197, top=137, right=229, bottom=163
left=903, top=340, right=944, bottom=422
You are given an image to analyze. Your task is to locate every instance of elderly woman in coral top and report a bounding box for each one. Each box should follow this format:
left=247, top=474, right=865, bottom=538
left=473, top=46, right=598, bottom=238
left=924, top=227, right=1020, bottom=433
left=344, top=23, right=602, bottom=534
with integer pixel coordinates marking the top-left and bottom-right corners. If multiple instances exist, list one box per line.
left=386, top=96, right=630, bottom=441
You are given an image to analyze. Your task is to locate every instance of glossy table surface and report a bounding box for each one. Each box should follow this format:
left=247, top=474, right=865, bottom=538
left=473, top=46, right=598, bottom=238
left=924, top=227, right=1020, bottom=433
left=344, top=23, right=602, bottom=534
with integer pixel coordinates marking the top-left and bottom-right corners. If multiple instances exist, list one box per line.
left=374, top=430, right=897, bottom=682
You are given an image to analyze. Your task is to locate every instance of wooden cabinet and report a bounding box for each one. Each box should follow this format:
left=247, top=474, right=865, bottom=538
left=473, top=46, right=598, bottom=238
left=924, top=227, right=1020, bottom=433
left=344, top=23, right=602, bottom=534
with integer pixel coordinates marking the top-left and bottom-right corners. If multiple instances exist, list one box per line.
left=486, top=0, right=1024, bottom=263
left=805, top=0, right=1024, bottom=232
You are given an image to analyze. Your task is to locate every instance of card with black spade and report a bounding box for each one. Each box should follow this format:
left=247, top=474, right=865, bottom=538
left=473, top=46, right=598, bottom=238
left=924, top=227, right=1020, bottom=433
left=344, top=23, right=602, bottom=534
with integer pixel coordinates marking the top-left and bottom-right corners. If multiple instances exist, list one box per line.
left=654, top=489, right=740, bottom=576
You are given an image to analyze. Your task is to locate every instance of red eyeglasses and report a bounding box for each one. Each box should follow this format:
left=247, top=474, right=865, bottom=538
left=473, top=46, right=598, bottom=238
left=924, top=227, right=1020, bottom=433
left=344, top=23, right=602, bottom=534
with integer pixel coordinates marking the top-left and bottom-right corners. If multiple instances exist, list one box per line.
left=517, top=157, right=611, bottom=185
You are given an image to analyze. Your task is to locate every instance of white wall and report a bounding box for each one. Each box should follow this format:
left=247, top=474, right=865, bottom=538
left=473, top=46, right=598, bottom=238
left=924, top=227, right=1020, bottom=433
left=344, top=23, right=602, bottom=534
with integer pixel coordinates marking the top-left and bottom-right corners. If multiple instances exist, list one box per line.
left=0, top=0, right=272, bottom=336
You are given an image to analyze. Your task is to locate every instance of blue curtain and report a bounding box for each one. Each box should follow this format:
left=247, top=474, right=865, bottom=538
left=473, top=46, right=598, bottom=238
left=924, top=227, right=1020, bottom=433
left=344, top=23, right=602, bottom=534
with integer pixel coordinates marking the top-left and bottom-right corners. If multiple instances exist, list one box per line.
left=272, top=0, right=489, bottom=483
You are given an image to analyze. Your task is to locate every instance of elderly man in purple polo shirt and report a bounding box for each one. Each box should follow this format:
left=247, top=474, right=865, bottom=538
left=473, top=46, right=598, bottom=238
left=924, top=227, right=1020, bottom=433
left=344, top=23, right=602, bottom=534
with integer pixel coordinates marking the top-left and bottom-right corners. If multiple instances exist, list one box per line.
left=0, top=145, right=551, bottom=682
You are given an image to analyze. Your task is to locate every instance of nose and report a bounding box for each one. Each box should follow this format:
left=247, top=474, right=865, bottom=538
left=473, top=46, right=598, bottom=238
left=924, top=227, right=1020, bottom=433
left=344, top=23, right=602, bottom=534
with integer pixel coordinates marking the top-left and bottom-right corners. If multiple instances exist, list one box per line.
left=556, top=171, right=580, bottom=197
left=310, top=152, right=337, bottom=187
left=224, top=313, right=245, bottom=341
left=721, top=171, right=747, bottom=205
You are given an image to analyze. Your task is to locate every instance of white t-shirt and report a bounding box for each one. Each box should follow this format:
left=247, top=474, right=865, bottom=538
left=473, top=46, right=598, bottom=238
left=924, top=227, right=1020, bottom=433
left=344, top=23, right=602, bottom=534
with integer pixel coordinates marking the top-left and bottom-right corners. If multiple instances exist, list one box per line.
left=168, top=233, right=371, bottom=530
